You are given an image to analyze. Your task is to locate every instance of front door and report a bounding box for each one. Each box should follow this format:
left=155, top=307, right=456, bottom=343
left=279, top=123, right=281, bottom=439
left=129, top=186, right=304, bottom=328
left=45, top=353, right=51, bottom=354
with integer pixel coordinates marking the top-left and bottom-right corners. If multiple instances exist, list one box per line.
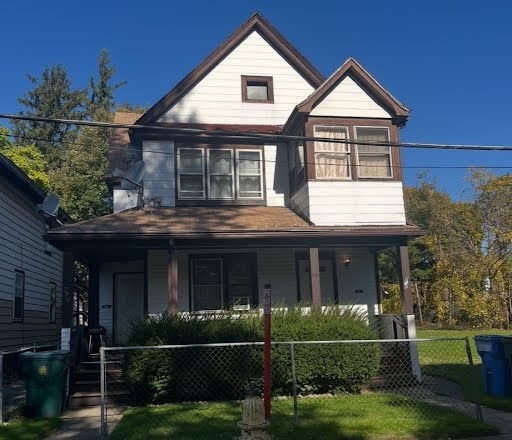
left=114, top=273, right=144, bottom=345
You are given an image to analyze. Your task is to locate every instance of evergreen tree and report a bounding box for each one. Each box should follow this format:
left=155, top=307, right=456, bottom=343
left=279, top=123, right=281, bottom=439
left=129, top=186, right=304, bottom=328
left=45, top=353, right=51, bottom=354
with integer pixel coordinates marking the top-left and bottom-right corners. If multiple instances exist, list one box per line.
left=11, top=65, right=86, bottom=165
left=88, top=49, right=126, bottom=118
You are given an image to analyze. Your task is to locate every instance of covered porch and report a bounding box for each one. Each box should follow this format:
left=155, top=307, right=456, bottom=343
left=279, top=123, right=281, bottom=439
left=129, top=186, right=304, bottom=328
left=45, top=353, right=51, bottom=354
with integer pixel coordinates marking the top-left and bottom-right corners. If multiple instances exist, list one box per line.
left=47, top=206, right=422, bottom=346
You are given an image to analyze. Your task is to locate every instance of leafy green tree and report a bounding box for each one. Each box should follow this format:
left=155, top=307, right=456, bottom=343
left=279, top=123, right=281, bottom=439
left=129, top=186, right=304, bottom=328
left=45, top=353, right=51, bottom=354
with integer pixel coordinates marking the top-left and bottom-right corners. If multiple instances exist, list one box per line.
left=1, top=127, right=50, bottom=191
left=50, top=115, right=111, bottom=221
left=0, top=127, right=10, bottom=149
left=11, top=65, right=86, bottom=166
left=1, top=144, right=50, bottom=191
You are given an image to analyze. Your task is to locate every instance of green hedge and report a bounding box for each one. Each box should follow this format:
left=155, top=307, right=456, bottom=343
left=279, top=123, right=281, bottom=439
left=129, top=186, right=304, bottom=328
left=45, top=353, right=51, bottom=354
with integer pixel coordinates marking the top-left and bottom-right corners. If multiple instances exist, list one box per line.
left=123, top=307, right=380, bottom=403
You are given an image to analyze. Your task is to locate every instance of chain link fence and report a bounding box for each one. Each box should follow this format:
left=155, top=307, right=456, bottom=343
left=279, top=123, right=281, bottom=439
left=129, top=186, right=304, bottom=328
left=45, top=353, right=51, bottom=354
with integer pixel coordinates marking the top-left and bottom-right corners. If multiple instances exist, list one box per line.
left=100, top=337, right=483, bottom=438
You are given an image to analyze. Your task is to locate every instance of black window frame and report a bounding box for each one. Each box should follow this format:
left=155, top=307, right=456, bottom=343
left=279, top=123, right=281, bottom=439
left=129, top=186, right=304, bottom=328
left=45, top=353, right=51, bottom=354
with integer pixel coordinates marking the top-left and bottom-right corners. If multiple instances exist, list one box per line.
left=189, top=253, right=258, bottom=312
left=13, top=270, right=25, bottom=322
left=49, top=281, right=57, bottom=323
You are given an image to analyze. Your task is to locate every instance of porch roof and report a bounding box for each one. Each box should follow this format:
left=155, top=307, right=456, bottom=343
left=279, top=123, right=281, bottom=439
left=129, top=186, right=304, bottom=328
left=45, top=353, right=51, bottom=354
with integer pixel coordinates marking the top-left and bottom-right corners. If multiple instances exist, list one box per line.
left=46, top=206, right=422, bottom=241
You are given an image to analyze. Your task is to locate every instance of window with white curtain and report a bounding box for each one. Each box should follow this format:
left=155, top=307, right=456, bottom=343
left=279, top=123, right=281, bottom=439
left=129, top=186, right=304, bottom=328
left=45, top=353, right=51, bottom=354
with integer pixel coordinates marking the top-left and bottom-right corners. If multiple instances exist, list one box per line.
left=177, top=147, right=263, bottom=200
left=355, top=127, right=392, bottom=178
left=313, top=126, right=350, bottom=179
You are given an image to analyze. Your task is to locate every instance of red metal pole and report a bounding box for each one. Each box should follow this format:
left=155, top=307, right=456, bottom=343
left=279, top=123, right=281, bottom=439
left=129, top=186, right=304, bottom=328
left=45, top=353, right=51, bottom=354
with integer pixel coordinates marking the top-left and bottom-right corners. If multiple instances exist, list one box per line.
left=263, top=283, right=272, bottom=419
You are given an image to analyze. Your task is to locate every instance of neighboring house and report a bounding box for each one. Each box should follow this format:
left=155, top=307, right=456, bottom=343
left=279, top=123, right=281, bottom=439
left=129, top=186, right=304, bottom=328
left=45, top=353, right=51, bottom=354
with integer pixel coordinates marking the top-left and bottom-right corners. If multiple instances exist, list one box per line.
left=0, top=153, right=69, bottom=351
left=47, top=13, right=421, bottom=346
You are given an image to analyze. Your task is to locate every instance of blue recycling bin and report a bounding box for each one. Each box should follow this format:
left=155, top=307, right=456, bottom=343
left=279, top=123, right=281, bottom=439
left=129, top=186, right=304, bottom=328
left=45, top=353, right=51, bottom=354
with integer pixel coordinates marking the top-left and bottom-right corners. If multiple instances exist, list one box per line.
left=474, top=335, right=512, bottom=398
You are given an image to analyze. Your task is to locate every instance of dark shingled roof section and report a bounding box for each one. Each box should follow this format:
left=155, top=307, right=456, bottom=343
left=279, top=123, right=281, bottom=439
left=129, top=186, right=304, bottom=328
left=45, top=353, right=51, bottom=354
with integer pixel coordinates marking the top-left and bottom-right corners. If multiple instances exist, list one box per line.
left=46, top=206, right=422, bottom=239
left=105, top=112, right=143, bottom=179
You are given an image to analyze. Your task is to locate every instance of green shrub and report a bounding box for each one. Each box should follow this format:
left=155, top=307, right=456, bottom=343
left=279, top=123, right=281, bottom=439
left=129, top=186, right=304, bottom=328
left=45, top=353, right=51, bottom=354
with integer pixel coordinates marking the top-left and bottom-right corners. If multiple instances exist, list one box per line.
left=123, top=307, right=380, bottom=403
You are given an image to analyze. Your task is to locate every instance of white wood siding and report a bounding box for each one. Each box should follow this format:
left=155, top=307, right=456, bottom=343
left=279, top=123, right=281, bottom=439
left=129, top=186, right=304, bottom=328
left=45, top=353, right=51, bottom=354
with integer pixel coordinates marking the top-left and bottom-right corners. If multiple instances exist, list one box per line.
left=335, top=248, right=379, bottom=317
left=98, top=260, right=144, bottom=345
left=142, top=140, right=175, bottom=208
left=307, top=181, right=406, bottom=226
left=310, top=75, right=391, bottom=118
left=290, top=184, right=309, bottom=219
left=159, top=31, right=315, bottom=125
left=264, top=144, right=289, bottom=206
left=0, top=178, right=63, bottom=317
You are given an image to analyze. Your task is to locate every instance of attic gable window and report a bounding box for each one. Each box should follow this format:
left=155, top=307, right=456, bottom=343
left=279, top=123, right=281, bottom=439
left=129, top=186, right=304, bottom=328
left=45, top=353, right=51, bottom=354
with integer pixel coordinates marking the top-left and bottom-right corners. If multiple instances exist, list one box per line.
left=241, top=76, right=274, bottom=103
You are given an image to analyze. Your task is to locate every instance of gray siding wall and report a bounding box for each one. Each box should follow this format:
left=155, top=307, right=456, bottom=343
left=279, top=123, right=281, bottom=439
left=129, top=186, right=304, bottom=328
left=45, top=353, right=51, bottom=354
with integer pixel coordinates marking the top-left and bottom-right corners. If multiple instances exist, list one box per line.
left=0, top=176, right=63, bottom=351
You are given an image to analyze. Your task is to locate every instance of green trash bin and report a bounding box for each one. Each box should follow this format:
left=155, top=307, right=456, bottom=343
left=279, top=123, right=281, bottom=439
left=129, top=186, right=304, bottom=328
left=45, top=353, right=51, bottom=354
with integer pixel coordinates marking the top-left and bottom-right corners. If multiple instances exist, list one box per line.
left=21, top=350, right=70, bottom=417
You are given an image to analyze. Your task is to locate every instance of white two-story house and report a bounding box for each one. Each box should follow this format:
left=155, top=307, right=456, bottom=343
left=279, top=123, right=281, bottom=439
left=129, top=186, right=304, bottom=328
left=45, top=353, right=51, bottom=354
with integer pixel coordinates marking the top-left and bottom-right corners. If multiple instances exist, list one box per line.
left=47, top=13, right=421, bottom=345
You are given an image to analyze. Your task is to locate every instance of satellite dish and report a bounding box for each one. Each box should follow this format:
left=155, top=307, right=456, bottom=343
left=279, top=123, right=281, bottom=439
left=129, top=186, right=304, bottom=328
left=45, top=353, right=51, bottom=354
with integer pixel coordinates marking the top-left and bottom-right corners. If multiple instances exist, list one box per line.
left=118, top=160, right=145, bottom=190
left=38, top=193, right=63, bottom=225
left=40, top=193, right=60, bottom=217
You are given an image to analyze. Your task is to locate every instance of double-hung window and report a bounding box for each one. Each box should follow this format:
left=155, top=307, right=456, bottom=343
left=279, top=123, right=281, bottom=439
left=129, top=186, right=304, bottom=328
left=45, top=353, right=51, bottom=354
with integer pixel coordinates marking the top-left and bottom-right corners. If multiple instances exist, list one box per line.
left=177, top=147, right=263, bottom=201
left=13, top=270, right=24, bottom=322
left=313, top=126, right=350, bottom=179
left=237, top=151, right=263, bottom=198
left=355, top=127, right=392, bottom=178
left=208, top=150, right=234, bottom=199
left=178, top=149, right=205, bottom=199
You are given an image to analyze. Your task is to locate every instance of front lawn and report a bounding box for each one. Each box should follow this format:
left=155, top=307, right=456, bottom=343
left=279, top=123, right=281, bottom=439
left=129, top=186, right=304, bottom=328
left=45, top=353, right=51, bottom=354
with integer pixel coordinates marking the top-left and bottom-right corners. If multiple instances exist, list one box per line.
left=110, top=394, right=497, bottom=440
left=417, top=329, right=512, bottom=411
left=0, top=417, right=60, bottom=440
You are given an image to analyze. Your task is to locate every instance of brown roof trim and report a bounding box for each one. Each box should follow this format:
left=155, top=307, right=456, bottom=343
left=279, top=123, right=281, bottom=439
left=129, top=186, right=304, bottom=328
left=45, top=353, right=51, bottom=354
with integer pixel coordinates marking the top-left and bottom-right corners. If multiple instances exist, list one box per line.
left=140, top=122, right=283, bottom=134
left=293, top=57, right=410, bottom=127
left=137, top=12, right=325, bottom=125
left=47, top=227, right=423, bottom=242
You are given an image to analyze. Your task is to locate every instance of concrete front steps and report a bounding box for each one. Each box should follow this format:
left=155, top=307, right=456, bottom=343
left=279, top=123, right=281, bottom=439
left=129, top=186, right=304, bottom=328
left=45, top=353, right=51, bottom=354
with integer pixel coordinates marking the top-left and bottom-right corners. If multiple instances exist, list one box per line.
left=68, top=356, right=130, bottom=408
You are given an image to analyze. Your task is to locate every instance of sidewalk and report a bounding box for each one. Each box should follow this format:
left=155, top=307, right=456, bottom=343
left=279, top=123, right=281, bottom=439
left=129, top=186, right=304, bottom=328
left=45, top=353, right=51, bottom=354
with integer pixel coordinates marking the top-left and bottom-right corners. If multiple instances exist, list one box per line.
left=45, top=406, right=101, bottom=440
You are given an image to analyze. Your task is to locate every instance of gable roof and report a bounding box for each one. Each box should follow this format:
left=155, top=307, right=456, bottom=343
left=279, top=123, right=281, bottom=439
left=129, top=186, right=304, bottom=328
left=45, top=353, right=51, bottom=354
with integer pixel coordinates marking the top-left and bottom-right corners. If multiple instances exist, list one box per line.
left=295, top=57, right=410, bottom=125
left=137, top=12, right=325, bottom=125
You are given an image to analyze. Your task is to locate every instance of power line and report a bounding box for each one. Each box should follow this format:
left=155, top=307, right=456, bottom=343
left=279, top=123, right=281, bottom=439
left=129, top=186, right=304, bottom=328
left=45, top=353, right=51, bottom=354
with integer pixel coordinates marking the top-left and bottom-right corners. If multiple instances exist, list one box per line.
left=5, top=133, right=512, bottom=171
left=4, top=112, right=512, bottom=152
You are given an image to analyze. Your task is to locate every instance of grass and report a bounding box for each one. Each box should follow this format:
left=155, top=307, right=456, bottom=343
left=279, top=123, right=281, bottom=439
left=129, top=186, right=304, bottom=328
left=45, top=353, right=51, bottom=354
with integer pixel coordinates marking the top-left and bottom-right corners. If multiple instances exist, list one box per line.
left=110, top=394, right=497, bottom=440
left=0, top=417, right=60, bottom=440
left=417, top=328, right=512, bottom=411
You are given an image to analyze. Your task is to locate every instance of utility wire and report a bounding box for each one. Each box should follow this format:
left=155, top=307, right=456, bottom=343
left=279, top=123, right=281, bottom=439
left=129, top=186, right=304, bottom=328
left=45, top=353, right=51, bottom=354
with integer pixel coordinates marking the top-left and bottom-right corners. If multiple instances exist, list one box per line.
left=8, top=134, right=512, bottom=170
left=3, top=113, right=512, bottom=151
left=5, top=134, right=512, bottom=171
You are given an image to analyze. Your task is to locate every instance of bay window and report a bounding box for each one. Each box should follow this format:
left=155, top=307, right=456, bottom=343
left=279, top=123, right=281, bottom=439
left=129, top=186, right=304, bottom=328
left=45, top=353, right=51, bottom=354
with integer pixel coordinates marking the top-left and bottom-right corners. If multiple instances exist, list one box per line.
left=177, top=146, right=263, bottom=201
left=313, top=126, right=350, bottom=179
left=355, top=127, right=392, bottom=178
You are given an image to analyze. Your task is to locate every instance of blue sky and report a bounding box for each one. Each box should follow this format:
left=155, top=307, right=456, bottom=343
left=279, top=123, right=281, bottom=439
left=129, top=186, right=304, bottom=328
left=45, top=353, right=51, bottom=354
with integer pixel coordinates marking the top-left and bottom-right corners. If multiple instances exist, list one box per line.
left=1, top=0, right=511, bottom=199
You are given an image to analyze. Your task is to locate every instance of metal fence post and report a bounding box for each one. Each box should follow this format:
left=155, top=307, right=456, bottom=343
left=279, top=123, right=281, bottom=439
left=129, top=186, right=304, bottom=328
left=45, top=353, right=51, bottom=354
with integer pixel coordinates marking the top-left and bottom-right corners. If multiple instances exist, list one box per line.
left=0, top=352, right=3, bottom=425
left=290, top=343, right=298, bottom=425
left=100, top=347, right=107, bottom=439
left=464, top=337, right=483, bottom=421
